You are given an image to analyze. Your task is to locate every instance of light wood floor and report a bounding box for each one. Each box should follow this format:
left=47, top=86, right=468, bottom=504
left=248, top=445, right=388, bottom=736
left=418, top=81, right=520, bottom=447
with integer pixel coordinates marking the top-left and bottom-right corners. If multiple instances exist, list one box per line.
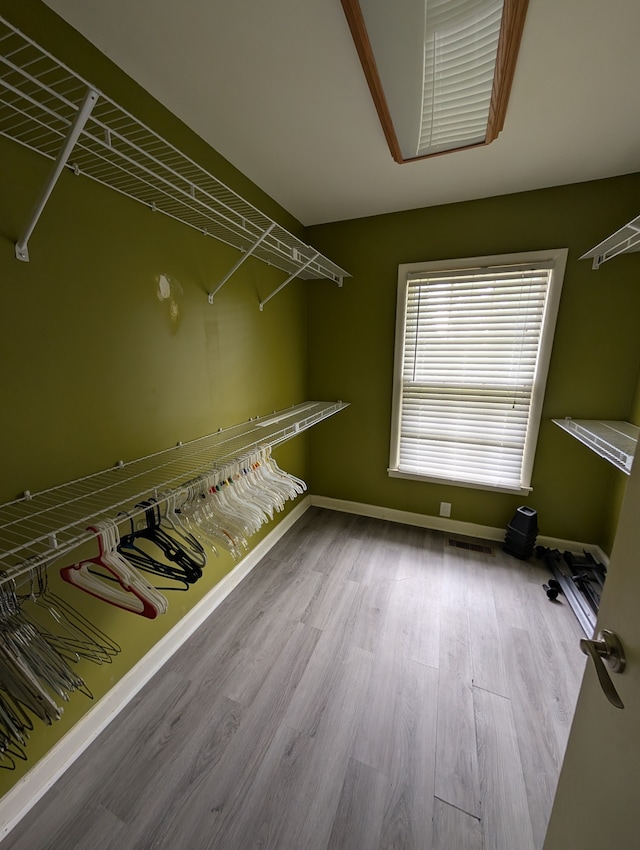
left=2, top=508, right=586, bottom=850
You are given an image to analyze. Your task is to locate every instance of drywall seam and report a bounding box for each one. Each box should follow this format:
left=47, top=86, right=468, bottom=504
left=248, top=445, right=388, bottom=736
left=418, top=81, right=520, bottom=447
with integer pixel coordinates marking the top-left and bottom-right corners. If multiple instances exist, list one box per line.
left=0, top=496, right=311, bottom=842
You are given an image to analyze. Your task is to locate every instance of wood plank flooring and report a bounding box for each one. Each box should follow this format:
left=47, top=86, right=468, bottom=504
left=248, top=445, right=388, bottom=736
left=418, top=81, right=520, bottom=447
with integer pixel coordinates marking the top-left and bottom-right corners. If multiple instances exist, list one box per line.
left=1, top=507, right=586, bottom=850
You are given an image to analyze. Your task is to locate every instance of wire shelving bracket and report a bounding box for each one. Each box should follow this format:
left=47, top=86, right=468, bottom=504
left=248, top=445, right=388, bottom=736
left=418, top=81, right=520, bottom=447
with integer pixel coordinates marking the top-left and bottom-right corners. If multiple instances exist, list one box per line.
left=0, top=16, right=350, bottom=294
left=260, top=251, right=323, bottom=311
left=580, top=213, right=640, bottom=269
left=208, top=223, right=276, bottom=304
left=15, top=86, right=99, bottom=261
left=552, top=417, right=638, bottom=474
left=0, top=401, right=349, bottom=586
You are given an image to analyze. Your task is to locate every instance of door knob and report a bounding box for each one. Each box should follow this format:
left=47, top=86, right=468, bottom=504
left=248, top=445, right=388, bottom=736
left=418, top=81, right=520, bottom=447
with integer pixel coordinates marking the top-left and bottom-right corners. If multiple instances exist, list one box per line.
left=579, top=629, right=625, bottom=710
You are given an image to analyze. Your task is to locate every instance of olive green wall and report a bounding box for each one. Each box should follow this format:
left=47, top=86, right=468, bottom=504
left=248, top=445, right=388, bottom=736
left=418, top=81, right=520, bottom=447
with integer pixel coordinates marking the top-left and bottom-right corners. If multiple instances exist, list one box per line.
left=307, top=174, right=640, bottom=551
left=0, top=1, right=310, bottom=793
left=607, top=359, right=640, bottom=554
left=630, top=363, right=640, bottom=425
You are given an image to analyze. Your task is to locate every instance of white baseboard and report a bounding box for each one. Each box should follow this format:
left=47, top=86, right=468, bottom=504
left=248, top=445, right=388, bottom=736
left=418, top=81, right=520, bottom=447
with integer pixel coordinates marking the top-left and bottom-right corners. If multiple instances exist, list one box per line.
left=309, top=495, right=607, bottom=562
left=0, top=497, right=311, bottom=843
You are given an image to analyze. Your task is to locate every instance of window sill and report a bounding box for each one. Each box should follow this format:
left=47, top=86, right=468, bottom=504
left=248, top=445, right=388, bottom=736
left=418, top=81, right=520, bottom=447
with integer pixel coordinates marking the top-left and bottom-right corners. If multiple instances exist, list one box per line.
left=387, top=467, right=532, bottom=496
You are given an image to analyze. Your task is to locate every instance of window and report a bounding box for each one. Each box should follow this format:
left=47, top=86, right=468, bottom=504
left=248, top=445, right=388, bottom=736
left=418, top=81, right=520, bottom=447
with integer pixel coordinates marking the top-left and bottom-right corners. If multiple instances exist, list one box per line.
left=389, top=249, right=567, bottom=493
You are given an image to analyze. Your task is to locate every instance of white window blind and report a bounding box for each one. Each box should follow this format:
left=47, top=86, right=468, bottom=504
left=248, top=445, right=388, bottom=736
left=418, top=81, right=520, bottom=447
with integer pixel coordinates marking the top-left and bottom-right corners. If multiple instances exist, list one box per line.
left=418, top=0, right=504, bottom=157
left=389, top=251, right=566, bottom=493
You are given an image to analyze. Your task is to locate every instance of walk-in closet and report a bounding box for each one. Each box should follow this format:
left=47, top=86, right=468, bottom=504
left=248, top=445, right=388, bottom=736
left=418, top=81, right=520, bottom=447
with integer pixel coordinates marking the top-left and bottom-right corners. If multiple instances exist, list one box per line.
left=1, top=2, right=640, bottom=849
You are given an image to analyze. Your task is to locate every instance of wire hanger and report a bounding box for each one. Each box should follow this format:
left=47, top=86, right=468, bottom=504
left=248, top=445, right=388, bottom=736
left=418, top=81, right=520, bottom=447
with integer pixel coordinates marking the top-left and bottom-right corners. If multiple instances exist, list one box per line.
left=20, top=560, right=121, bottom=666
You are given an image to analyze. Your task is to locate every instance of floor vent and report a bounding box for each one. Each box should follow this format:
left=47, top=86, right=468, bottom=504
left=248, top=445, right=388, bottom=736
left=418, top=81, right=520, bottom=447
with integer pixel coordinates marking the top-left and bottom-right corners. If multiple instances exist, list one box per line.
left=447, top=539, right=494, bottom=555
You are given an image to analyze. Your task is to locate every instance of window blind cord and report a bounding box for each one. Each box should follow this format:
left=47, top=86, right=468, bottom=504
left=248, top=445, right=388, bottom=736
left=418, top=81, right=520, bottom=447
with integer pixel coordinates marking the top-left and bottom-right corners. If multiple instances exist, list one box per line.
left=494, top=271, right=530, bottom=478
left=510, top=271, right=534, bottom=410
left=412, top=284, right=422, bottom=383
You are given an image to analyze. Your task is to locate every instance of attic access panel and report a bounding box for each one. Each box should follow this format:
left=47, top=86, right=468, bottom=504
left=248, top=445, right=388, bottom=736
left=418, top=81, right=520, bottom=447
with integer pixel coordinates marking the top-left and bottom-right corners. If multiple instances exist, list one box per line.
left=341, top=0, right=529, bottom=163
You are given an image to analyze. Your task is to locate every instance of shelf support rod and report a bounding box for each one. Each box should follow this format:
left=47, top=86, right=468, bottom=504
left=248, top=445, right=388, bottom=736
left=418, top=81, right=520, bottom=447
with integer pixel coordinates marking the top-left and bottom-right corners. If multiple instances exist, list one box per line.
left=208, top=223, right=276, bottom=304
left=259, top=251, right=320, bottom=311
left=15, top=87, right=99, bottom=262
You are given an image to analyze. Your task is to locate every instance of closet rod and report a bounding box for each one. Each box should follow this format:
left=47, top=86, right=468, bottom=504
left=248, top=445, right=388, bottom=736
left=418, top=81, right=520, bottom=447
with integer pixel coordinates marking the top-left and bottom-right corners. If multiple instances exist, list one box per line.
left=0, top=447, right=274, bottom=592
left=0, top=401, right=349, bottom=581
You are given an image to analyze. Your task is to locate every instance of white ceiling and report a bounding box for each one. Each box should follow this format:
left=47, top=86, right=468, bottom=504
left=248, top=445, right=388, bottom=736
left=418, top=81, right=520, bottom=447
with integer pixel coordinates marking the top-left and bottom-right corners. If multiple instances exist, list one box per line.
left=43, top=0, right=640, bottom=226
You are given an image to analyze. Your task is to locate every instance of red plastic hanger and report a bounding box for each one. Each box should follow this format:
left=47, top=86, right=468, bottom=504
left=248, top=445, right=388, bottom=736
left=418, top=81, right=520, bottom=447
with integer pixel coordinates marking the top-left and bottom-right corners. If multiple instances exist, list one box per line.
left=60, top=524, right=163, bottom=619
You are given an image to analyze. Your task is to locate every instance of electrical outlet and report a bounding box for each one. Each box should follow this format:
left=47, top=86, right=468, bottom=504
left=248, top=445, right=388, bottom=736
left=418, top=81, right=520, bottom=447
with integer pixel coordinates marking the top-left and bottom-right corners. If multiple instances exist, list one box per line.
left=440, top=501, right=451, bottom=518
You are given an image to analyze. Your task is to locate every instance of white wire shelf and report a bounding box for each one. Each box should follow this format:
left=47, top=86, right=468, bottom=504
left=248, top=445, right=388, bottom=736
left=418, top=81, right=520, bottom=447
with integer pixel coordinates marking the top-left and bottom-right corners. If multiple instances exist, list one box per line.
left=552, top=418, right=638, bottom=474
left=0, top=16, right=349, bottom=295
left=580, top=213, right=640, bottom=269
left=0, top=400, right=349, bottom=581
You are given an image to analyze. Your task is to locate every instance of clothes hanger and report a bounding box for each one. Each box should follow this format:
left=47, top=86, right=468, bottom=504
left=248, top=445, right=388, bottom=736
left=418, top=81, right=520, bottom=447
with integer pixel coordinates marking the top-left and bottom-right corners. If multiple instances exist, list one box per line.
left=60, top=522, right=167, bottom=619
left=0, top=689, right=32, bottom=745
left=21, top=561, right=121, bottom=665
left=116, top=503, right=202, bottom=590
left=231, top=459, right=277, bottom=519
left=250, top=457, right=288, bottom=511
left=0, top=559, right=123, bottom=769
left=252, top=449, right=299, bottom=506
left=93, top=519, right=169, bottom=616
left=1, top=581, right=92, bottom=701
left=212, top=470, right=264, bottom=537
left=262, top=446, right=307, bottom=495
left=175, top=481, right=223, bottom=556
left=8, top=621, right=90, bottom=702
left=0, top=578, right=98, bottom=747
left=0, top=631, right=63, bottom=725
left=157, top=492, right=208, bottom=567
left=235, top=449, right=304, bottom=520
left=178, top=475, right=245, bottom=560
left=0, top=696, right=29, bottom=770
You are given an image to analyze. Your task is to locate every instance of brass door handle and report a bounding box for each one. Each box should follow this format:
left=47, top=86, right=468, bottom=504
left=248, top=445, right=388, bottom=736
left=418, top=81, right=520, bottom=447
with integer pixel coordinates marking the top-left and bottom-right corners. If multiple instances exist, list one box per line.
left=579, top=629, right=625, bottom=710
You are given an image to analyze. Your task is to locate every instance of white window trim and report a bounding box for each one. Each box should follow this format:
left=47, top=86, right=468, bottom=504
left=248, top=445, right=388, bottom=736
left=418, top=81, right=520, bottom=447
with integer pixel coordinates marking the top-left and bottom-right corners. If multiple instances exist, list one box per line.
left=388, top=248, right=568, bottom=494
